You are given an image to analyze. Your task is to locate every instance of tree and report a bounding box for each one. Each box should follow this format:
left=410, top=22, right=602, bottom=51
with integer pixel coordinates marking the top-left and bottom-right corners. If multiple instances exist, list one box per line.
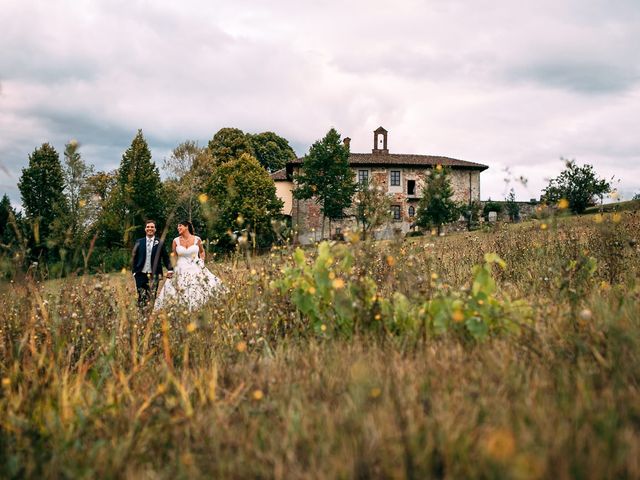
left=207, top=128, right=254, bottom=166
left=353, top=179, right=392, bottom=240
left=18, top=143, right=69, bottom=259
left=504, top=189, right=520, bottom=222
left=163, top=140, right=207, bottom=222
left=415, top=165, right=459, bottom=235
left=293, top=128, right=356, bottom=238
left=542, top=158, right=611, bottom=214
left=114, top=130, right=165, bottom=246
left=206, top=153, right=284, bottom=252
left=248, top=131, right=297, bottom=173
left=62, top=140, right=94, bottom=239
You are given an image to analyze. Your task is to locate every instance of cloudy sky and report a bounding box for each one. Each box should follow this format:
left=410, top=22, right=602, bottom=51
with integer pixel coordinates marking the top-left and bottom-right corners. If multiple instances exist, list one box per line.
left=1, top=0, right=639, bottom=207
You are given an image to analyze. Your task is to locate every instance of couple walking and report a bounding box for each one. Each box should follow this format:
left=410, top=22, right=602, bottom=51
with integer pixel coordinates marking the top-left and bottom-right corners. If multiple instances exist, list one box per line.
left=131, top=219, right=225, bottom=312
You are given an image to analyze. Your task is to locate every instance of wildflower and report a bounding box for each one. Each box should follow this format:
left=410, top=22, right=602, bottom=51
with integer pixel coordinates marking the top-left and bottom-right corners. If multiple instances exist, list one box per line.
left=594, top=214, right=604, bottom=224
left=252, top=389, right=264, bottom=401
left=436, top=164, right=443, bottom=171
left=370, top=387, right=382, bottom=398
left=250, top=269, right=257, bottom=275
left=308, top=286, right=316, bottom=294
left=198, top=193, right=208, bottom=203
left=186, top=322, right=197, bottom=333
left=540, top=223, right=548, bottom=230
left=374, top=313, right=381, bottom=320
left=612, top=213, right=621, bottom=223
left=452, top=309, right=465, bottom=323
left=332, top=278, right=345, bottom=289
left=156, top=383, right=167, bottom=394
left=328, top=271, right=336, bottom=280
left=431, top=272, right=438, bottom=280
left=483, top=428, right=516, bottom=461
left=579, top=309, right=592, bottom=321
left=236, top=341, right=247, bottom=352
left=2, top=378, right=10, bottom=387
left=558, top=198, right=569, bottom=209
left=320, top=324, right=327, bottom=332
left=386, top=255, right=395, bottom=266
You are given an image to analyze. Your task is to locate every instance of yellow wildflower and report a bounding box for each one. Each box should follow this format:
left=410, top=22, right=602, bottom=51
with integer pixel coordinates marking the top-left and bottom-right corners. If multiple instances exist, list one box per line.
left=198, top=193, right=208, bottom=203
left=252, top=389, right=264, bottom=401
left=236, top=341, right=247, bottom=352
left=483, top=428, right=516, bottom=461
left=186, top=322, right=197, bottom=333
left=386, top=255, right=395, bottom=266
left=370, top=387, right=382, bottom=398
left=332, top=278, right=345, bottom=289
left=558, top=198, right=569, bottom=209
left=452, top=309, right=465, bottom=323
left=612, top=213, right=621, bottom=223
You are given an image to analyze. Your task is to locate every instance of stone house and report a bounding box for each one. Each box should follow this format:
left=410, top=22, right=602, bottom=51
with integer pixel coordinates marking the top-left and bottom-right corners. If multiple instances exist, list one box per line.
left=271, top=127, right=488, bottom=244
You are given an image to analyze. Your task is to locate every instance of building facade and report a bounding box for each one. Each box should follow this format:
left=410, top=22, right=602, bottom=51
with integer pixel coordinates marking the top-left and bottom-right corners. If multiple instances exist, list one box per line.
left=271, top=127, right=488, bottom=244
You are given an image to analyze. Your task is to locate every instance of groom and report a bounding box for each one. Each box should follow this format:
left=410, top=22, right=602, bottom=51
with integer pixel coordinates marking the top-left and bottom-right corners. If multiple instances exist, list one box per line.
left=131, top=220, right=173, bottom=310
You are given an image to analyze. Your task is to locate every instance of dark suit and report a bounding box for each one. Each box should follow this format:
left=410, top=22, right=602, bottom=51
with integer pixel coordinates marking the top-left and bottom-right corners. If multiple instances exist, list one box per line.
left=131, top=236, right=173, bottom=309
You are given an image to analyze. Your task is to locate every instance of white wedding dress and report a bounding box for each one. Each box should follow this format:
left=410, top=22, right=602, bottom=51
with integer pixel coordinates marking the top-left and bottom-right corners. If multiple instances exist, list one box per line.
left=154, top=236, right=225, bottom=311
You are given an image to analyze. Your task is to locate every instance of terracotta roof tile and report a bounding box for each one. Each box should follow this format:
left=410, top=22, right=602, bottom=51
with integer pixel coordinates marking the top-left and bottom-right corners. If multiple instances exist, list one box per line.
left=270, top=167, right=289, bottom=181
left=289, top=152, right=488, bottom=170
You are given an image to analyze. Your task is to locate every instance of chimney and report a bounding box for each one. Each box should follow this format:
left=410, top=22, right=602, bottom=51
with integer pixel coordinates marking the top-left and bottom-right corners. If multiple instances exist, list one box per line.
left=343, top=137, right=351, bottom=149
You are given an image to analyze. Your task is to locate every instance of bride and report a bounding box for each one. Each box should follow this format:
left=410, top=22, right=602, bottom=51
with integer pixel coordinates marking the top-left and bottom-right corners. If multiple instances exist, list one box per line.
left=154, top=220, right=225, bottom=311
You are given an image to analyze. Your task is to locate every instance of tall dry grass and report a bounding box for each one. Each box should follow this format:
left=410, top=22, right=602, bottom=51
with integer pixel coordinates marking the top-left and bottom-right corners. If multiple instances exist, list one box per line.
left=1, top=211, right=639, bottom=479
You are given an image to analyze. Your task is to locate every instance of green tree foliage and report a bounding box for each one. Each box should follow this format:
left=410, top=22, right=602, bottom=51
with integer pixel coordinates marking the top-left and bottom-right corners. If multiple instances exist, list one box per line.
left=354, top=179, right=392, bottom=240
left=415, top=165, right=459, bottom=235
left=18, top=143, right=69, bottom=260
left=62, top=140, right=94, bottom=239
left=207, top=128, right=254, bottom=167
left=163, top=140, right=208, bottom=226
left=0, top=194, right=21, bottom=247
left=293, top=128, right=355, bottom=238
left=248, top=131, right=297, bottom=173
left=206, top=153, right=284, bottom=251
left=504, top=189, right=520, bottom=222
left=112, top=130, right=165, bottom=246
left=542, top=158, right=611, bottom=214
left=482, top=200, right=503, bottom=221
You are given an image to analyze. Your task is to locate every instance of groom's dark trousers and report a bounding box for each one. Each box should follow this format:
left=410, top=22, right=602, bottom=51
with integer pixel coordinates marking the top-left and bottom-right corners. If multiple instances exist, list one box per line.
left=131, top=236, right=173, bottom=310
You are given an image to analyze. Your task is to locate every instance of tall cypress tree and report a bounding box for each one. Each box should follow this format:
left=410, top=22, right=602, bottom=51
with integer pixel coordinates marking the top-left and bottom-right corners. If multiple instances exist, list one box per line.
left=18, top=143, right=69, bottom=258
left=115, top=130, right=165, bottom=246
left=0, top=194, right=14, bottom=244
left=293, top=128, right=355, bottom=238
left=415, top=165, right=459, bottom=235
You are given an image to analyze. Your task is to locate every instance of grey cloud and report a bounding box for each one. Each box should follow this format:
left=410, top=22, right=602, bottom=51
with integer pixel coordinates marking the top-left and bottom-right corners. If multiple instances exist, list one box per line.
left=508, top=60, right=639, bottom=94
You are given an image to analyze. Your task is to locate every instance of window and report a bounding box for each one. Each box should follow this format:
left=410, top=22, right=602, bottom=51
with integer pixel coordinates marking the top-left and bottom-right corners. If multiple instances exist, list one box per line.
left=358, top=170, right=369, bottom=185
left=390, top=170, right=401, bottom=186
left=408, top=206, right=415, bottom=217
left=391, top=205, right=401, bottom=221
left=407, top=180, right=416, bottom=195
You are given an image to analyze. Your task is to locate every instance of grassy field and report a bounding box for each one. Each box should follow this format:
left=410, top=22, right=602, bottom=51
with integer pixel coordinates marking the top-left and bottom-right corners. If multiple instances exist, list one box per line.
left=1, top=211, right=639, bottom=479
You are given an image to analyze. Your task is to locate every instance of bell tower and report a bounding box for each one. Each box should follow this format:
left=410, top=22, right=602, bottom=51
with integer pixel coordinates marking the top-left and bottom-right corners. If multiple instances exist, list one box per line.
left=372, top=126, right=388, bottom=154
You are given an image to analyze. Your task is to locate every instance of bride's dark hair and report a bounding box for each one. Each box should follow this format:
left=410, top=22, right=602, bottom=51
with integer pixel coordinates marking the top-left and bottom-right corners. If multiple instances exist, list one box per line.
left=179, top=220, right=195, bottom=235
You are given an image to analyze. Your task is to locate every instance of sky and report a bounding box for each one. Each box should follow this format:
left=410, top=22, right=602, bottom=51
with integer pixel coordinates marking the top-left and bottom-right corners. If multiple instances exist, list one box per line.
left=1, top=0, right=639, bottom=208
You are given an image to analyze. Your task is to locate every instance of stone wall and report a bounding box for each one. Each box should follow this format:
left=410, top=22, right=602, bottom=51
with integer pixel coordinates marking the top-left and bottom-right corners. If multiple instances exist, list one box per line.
left=290, top=165, right=483, bottom=244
